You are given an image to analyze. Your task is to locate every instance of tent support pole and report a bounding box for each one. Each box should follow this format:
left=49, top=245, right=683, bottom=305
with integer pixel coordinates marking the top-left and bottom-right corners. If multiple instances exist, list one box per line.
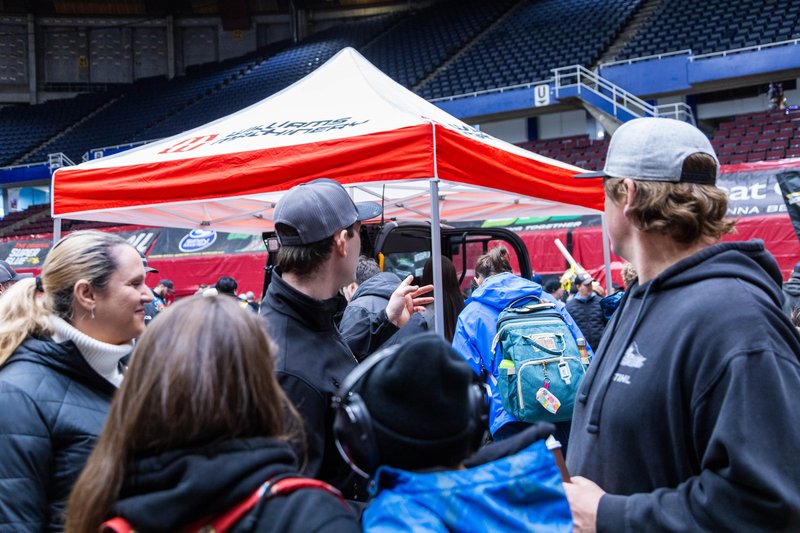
left=601, top=213, right=612, bottom=293
left=430, top=178, right=445, bottom=338
left=53, top=218, right=61, bottom=245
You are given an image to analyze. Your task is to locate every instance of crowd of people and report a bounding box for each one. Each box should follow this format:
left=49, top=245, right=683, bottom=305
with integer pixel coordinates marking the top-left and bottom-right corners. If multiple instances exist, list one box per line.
left=0, top=118, right=798, bottom=531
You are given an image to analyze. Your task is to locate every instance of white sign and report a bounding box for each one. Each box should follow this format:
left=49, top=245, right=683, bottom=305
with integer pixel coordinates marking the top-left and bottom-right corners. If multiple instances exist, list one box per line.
left=534, top=84, right=551, bottom=107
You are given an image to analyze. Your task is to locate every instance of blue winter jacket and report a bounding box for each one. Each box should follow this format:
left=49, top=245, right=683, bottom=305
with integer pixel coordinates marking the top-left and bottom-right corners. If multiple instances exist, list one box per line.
left=362, top=439, right=572, bottom=532
left=452, top=272, right=590, bottom=435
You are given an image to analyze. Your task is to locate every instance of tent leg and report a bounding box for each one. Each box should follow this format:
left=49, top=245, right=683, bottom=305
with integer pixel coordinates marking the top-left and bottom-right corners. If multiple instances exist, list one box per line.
left=601, top=214, right=612, bottom=293
left=430, top=179, right=444, bottom=337
left=53, top=218, right=62, bottom=245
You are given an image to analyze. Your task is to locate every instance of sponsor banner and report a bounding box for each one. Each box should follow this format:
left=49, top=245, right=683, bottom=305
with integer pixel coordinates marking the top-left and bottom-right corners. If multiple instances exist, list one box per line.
left=119, top=229, right=159, bottom=255
left=503, top=215, right=603, bottom=231
left=1, top=240, right=50, bottom=268
left=775, top=170, right=800, bottom=243
left=0, top=228, right=265, bottom=267
left=481, top=163, right=800, bottom=228
left=717, top=167, right=796, bottom=217
left=149, top=228, right=265, bottom=258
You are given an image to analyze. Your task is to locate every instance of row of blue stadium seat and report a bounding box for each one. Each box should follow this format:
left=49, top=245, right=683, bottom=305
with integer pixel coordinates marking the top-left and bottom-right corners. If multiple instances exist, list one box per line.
left=617, top=0, right=800, bottom=60
left=0, top=92, right=115, bottom=166
left=131, top=15, right=399, bottom=142
left=11, top=14, right=398, bottom=164
left=3, top=0, right=799, bottom=168
left=18, top=53, right=272, bottom=164
left=417, top=0, right=642, bottom=99
left=362, top=0, right=517, bottom=89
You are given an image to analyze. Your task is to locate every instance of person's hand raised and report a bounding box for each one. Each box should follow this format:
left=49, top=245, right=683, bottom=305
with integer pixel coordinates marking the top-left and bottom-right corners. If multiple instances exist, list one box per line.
left=385, top=275, right=434, bottom=328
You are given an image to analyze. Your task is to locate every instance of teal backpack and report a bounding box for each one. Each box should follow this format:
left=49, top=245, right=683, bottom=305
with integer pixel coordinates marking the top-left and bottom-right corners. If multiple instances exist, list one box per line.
left=491, top=296, right=589, bottom=423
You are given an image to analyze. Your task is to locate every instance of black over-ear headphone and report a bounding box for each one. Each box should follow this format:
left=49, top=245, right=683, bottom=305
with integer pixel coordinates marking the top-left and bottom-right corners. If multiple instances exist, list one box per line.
left=332, top=343, right=490, bottom=478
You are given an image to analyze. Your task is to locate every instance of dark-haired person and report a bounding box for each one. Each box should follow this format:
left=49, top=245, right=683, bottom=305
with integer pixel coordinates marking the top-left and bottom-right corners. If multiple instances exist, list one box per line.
left=452, top=245, right=588, bottom=443
left=420, top=256, right=465, bottom=342
left=565, top=118, right=800, bottom=531
left=259, top=178, right=432, bottom=499
left=543, top=278, right=566, bottom=303
left=215, top=275, right=238, bottom=297
left=0, top=230, right=153, bottom=530
left=66, top=296, right=358, bottom=533
left=151, top=279, right=173, bottom=309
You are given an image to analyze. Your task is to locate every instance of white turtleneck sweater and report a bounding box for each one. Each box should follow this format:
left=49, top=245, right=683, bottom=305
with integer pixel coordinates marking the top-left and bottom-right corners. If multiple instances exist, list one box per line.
left=49, top=315, right=132, bottom=387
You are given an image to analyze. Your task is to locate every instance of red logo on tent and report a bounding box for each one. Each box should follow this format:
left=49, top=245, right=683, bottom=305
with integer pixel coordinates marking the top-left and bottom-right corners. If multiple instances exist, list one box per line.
left=158, top=134, right=219, bottom=154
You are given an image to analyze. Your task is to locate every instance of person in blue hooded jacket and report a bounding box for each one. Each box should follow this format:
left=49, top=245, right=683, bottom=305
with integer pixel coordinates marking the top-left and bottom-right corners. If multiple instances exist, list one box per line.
left=332, top=333, right=572, bottom=533
left=452, top=245, right=590, bottom=443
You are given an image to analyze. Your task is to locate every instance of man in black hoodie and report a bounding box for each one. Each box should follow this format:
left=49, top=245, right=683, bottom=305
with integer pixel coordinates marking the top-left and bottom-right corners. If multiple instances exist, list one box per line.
left=566, top=118, right=800, bottom=532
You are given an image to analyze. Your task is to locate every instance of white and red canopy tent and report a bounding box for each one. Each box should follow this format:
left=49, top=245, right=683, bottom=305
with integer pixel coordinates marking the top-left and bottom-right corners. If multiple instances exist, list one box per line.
left=52, top=47, right=605, bottom=332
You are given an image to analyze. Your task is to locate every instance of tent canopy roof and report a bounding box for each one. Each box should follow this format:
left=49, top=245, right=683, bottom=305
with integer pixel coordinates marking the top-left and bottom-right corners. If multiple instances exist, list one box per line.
left=52, top=48, right=603, bottom=234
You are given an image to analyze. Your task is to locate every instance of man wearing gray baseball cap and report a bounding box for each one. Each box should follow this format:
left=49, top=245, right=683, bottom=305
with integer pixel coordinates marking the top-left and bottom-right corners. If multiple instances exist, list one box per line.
left=0, top=259, right=33, bottom=296
left=565, top=118, right=800, bottom=531
left=260, top=178, right=433, bottom=500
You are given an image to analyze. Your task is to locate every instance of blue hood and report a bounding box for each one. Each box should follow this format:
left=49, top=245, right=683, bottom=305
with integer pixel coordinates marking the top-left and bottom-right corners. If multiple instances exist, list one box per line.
left=363, top=439, right=572, bottom=532
left=467, top=272, right=544, bottom=311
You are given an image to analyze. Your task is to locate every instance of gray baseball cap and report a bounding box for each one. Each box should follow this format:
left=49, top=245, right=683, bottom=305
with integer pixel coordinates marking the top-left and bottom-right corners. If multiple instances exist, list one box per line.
left=274, top=178, right=382, bottom=245
left=575, top=117, right=719, bottom=185
left=0, top=260, right=33, bottom=284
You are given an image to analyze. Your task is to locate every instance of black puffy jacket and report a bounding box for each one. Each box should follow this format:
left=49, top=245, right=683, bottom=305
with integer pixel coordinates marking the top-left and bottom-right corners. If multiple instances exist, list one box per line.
left=565, top=294, right=607, bottom=351
left=0, top=336, right=116, bottom=532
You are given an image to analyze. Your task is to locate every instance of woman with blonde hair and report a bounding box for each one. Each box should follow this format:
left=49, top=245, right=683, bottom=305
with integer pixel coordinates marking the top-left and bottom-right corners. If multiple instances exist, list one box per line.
left=0, top=230, right=152, bottom=530
left=66, top=295, right=358, bottom=533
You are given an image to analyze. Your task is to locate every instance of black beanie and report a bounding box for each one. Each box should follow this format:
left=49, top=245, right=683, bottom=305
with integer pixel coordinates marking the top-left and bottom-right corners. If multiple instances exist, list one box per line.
left=355, top=332, right=477, bottom=471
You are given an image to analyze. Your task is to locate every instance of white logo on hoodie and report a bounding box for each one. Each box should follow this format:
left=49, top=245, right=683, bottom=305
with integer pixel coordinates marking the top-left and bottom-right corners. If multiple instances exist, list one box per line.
left=620, top=342, right=647, bottom=369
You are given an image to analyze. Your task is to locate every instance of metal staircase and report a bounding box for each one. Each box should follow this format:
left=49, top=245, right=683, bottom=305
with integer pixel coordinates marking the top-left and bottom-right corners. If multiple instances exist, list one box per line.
left=551, top=65, right=694, bottom=133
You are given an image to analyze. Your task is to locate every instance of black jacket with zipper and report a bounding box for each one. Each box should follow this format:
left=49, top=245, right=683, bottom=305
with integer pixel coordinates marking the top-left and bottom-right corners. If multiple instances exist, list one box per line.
left=260, top=271, right=362, bottom=499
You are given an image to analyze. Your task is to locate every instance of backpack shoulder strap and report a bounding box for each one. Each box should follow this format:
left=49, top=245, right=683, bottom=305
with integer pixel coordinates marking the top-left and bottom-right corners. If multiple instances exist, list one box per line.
left=102, top=477, right=347, bottom=533
left=269, top=478, right=347, bottom=505
left=197, top=477, right=348, bottom=532
left=101, top=517, right=135, bottom=533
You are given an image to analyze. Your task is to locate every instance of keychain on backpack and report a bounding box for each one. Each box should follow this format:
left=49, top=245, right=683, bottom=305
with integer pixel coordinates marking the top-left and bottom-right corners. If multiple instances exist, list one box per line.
left=558, top=360, right=572, bottom=385
left=536, top=378, right=561, bottom=414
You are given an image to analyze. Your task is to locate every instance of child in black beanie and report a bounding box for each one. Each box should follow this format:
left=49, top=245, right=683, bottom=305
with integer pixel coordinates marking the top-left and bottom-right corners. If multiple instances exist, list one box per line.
left=333, top=333, right=572, bottom=532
